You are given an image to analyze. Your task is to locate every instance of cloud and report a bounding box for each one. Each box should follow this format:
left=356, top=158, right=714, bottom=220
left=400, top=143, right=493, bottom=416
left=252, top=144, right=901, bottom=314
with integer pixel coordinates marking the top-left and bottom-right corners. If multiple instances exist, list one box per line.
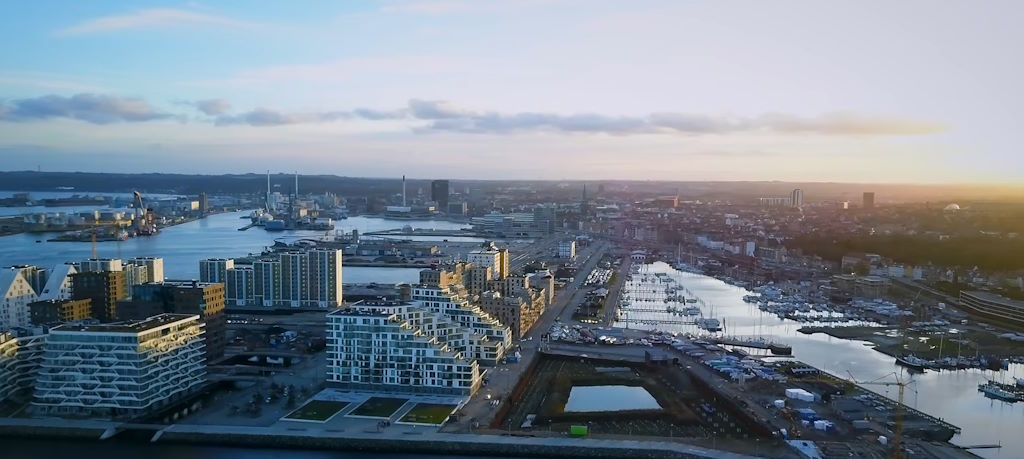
left=0, top=93, right=172, bottom=124
left=56, top=8, right=258, bottom=35
left=402, top=101, right=945, bottom=136
left=0, top=93, right=944, bottom=136
left=192, top=99, right=231, bottom=116
left=214, top=108, right=349, bottom=126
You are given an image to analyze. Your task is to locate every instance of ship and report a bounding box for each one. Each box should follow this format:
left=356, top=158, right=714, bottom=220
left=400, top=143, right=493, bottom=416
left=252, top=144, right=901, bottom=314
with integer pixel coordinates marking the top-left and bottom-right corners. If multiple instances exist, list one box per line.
left=978, top=382, right=1019, bottom=402
left=895, top=355, right=929, bottom=372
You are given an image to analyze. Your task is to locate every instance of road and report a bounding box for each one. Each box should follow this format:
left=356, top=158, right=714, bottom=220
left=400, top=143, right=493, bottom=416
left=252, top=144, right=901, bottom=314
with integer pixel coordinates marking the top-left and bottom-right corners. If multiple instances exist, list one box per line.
left=448, top=239, right=610, bottom=431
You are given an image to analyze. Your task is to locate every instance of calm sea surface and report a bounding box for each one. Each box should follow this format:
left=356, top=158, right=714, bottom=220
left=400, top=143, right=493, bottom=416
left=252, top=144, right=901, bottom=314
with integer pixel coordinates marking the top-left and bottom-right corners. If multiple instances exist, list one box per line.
left=0, top=207, right=466, bottom=282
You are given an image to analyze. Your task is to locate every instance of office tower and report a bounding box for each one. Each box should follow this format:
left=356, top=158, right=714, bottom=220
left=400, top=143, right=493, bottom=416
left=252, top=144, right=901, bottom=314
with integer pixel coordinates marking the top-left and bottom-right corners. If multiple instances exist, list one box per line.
left=431, top=179, right=450, bottom=211
left=199, top=258, right=234, bottom=284
left=791, top=188, right=804, bottom=208
left=533, top=203, right=557, bottom=234
left=327, top=300, right=483, bottom=395
left=127, top=257, right=164, bottom=283
left=863, top=192, right=875, bottom=209
left=28, top=298, right=92, bottom=325
left=0, top=270, right=36, bottom=330
left=0, top=331, right=46, bottom=403
left=32, top=314, right=206, bottom=419
left=121, top=281, right=227, bottom=362
left=71, top=271, right=126, bottom=322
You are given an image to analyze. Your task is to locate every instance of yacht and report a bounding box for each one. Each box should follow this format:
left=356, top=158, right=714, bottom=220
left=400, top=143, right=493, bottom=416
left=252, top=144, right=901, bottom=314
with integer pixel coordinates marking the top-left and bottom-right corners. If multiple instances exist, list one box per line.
left=978, top=382, right=1019, bottom=402
left=895, top=355, right=929, bottom=372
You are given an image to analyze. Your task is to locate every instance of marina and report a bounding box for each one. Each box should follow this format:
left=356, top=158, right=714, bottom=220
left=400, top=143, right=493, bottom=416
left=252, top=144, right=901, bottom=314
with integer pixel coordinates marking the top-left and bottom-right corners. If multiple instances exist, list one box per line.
left=613, top=262, right=1023, bottom=457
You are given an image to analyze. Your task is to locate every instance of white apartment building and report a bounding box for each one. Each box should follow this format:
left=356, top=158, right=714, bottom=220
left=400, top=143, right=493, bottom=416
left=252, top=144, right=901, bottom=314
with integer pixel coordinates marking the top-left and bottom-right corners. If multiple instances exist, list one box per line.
left=127, top=257, right=165, bottom=283
left=0, top=270, right=37, bottom=330
left=37, top=264, right=77, bottom=301
left=0, top=331, right=46, bottom=403
left=411, top=285, right=510, bottom=363
left=327, top=301, right=482, bottom=395
left=32, top=314, right=206, bottom=418
left=200, top=258, right=234, bottom=284
left=557, top=240, right=577, bottom=259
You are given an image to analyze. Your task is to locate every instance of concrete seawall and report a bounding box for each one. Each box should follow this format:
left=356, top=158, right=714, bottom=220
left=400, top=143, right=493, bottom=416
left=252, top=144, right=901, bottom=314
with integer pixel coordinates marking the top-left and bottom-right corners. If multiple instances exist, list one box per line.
left=0, top=418, right=760, bottom=459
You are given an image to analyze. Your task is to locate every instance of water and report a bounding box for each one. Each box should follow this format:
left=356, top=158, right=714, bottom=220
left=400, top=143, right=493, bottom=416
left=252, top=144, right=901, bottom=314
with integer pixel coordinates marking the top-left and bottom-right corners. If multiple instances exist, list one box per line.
left=0, top=210, right=465, bottom=281
left=621, top=262, right=1023, bottom=458
left=564, top=385, right=661, bottom=412
left=2, top=438, right=513, bottom=459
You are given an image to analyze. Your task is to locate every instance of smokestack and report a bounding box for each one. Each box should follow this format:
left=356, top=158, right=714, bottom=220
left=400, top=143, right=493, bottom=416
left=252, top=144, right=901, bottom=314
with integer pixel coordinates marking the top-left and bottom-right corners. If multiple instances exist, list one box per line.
left=295, top=171, right=299, bottom=196
left=402, top=175, right=407, bottom=206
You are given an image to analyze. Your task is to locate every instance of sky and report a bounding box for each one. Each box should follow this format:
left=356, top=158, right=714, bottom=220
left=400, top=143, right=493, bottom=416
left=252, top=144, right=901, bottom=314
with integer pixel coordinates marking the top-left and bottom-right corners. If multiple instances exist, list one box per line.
left=0, top=0, right=1020, bottom=183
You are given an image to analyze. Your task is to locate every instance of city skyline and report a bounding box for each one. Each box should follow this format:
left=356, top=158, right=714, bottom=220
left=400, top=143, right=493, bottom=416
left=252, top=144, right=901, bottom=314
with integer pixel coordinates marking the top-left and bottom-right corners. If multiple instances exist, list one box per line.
left=1, top=1, right=1021, bottom=183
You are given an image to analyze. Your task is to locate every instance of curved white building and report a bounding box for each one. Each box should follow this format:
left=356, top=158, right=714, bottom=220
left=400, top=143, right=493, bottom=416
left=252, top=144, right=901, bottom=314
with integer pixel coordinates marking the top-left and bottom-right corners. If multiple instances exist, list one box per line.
left=32, top=314, right=206, bottom=418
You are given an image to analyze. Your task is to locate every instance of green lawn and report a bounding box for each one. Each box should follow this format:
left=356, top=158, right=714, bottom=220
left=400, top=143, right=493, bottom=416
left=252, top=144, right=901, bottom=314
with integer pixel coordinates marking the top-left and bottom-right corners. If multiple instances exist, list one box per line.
left=399, top=403, right=457, bottom=425
left=350, top=397, right=409, bottom=418
left=283, top=400, right=349, bottom=421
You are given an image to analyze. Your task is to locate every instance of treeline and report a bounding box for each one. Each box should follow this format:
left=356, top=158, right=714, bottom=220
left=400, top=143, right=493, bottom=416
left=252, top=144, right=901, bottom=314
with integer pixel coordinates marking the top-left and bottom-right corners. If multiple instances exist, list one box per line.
left=788, top=234, right=1024, bottom=271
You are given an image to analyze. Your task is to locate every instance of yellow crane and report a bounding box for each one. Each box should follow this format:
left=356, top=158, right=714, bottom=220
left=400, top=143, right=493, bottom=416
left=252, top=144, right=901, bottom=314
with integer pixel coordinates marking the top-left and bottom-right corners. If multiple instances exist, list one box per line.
left=848, top=371, right=913, bottom=459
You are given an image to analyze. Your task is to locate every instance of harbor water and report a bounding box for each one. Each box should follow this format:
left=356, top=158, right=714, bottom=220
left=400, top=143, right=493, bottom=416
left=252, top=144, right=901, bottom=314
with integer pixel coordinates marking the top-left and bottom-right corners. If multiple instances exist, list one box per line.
left=0, top=209, right=464, bottom=282
left=619, top=262, right=1022, bottom=458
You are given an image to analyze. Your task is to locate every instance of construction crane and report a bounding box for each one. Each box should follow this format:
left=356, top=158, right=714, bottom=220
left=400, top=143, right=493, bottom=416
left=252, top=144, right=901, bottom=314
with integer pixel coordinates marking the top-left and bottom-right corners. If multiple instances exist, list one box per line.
left=848, top=371, right=913, bottom=459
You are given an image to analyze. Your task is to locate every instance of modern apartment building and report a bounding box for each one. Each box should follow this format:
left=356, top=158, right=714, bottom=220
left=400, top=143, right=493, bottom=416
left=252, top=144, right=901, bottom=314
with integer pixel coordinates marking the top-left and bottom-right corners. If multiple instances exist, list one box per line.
left=960, top=291, right=1024, bottom=329
left=71, top=270, right=126, bottom=321
left=467, top=242, right=509, bottom=279
left=32, top=314, right=206, bottom=419
left=28, top=298, right=92, bottom=325
left=0, top=331, right=46, bottom=403
left=410, top=285, right=510, bottom=363
left=199, top=258, right=234, bottom=284
left=327, top=301, right=482, bottom=395
left=225, top=266, right=255, bottom=307
left=126, top=257, right=165, bottom=283
left=0, top=270, right=36, bottom=329
left=220, top=248, right=342, bottom=308
left=477, top=290, right=545, bottom=340
left=120, top=281, right=227, bottom=362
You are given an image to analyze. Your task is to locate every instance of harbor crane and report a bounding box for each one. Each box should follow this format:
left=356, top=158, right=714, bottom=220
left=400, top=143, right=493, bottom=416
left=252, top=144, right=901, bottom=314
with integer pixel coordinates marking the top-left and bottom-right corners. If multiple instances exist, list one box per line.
left=848, top=371, right=914, bottom=459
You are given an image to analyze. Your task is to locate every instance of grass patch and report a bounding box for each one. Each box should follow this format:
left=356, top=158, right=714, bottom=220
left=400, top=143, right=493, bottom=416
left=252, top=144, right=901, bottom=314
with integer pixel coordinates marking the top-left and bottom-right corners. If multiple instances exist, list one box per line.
left=350, top=397, right=409, bottom=418
left=284, top=400, right=349, bottom=421
left=399, top=403, right=457, bottom=425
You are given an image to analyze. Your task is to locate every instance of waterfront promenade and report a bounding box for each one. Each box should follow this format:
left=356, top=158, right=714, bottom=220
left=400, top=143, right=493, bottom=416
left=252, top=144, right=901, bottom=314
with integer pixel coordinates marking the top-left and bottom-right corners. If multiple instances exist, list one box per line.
left=0, top=417, right=758, bottom=459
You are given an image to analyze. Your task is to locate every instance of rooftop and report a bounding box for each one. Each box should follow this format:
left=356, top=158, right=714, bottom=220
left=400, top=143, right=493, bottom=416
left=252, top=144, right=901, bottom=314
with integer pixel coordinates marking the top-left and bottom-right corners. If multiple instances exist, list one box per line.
left=51, top=313, right=198, bottom=334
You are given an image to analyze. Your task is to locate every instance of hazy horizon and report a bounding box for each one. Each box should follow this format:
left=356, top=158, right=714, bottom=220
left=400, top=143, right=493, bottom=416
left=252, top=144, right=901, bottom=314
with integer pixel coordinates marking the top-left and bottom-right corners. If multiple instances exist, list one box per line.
left=1, top=1, right=1021, bottom=183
